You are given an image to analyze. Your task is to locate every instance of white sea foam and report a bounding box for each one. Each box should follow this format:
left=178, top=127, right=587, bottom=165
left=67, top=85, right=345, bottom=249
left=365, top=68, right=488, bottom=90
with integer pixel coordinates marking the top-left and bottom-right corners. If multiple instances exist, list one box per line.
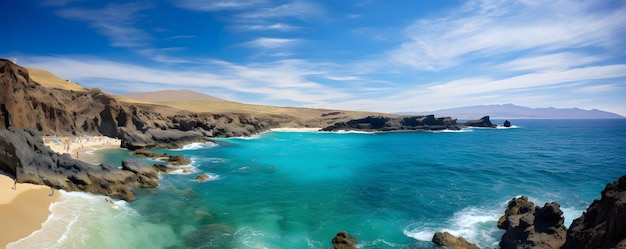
left=333, top=130, right=376, bottom=134
left=195, top=173, right=220, bottom=182
left=403, top=206, right=502, bottom=248
left=8, top=190, right=177, bottom=249
left=171, top=142, right=218, bottom=151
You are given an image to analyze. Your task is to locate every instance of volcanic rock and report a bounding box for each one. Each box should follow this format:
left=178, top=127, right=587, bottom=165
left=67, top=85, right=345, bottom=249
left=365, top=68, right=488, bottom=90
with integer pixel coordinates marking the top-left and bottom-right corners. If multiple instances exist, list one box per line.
left=465, top=116, right=496, bottom=128
left=332, top=231, right=357, bottom=249
left=498, top=196, right=567, bottom=249
left=322, top=115, right=461, bottom=132
left=0, top=127, right=160, bottom=201
left=432, top=231, right=480, bottom=249
left=503, top=120, right=512, bottom=127
left=562, top=174, right=626, bottom=249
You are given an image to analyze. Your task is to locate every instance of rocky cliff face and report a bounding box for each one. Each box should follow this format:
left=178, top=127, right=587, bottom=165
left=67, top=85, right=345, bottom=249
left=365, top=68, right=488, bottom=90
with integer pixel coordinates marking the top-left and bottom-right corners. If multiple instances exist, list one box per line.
left=0, top=128, right=158, bottom=200
left=0, top=59, right=279, bottom=149
left=562, top=175, right=626, bottom=249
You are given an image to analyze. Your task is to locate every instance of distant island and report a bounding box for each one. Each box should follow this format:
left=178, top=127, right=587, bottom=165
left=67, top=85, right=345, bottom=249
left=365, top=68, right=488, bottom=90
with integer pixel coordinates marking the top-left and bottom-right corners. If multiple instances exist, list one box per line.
left=410, top=104, right=624, bottom=120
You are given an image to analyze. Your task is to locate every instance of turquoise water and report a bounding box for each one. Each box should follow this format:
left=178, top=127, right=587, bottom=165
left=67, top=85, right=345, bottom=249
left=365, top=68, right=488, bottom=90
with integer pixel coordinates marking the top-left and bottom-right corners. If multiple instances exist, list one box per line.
left=10, top=119, right=626, bottom=248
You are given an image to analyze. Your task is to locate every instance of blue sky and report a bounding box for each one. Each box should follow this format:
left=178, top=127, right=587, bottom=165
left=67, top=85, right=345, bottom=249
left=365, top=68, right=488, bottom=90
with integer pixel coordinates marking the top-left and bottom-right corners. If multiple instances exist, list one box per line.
left=2, top=0, right=626, bottom=116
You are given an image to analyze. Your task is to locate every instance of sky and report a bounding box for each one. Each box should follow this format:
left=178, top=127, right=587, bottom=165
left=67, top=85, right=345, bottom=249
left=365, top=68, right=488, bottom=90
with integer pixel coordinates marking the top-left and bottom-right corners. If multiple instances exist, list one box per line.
left=2, top=0, right=626, bottom=116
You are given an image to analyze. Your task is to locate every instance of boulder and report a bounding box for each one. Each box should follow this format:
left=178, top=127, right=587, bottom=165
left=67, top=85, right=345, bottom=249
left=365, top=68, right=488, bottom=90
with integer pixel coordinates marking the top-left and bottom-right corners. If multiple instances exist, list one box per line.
left=498, top=196, right=567, bottom=249
left=195, top=173, right=210, bottom=181
left=432, top=231, right=480, bottom=249
left=332, top=231, right=357, bottom=249
left=562, top=174, right=626, bottom=249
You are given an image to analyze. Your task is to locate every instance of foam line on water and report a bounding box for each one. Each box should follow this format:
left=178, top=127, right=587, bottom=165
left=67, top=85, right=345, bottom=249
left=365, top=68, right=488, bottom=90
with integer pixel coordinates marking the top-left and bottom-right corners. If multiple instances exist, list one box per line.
left=171, top=142, right=218, bottom=151
left=403, top=205, right=502, bottom=248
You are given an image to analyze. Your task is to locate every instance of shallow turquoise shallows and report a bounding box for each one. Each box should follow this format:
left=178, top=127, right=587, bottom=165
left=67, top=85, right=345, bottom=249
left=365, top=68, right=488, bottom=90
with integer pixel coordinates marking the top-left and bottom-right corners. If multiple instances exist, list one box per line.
left=11, top=119, right=626, bottom=249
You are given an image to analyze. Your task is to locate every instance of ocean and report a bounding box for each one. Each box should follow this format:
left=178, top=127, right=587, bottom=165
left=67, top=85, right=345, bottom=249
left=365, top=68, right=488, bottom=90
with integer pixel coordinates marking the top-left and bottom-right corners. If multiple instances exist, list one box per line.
left=9, top=119, right=626, bottom=249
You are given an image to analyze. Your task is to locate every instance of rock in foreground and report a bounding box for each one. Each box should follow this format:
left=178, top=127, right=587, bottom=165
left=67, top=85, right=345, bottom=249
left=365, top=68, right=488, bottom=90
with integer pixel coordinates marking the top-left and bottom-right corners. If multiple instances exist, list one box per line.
left=432, top=231, right=480, bottom=249
left=498, top=196, right=567, bottom=249
left=562, top=174, right=626, bottom=249
left=332, top=231, right=357, bottom=249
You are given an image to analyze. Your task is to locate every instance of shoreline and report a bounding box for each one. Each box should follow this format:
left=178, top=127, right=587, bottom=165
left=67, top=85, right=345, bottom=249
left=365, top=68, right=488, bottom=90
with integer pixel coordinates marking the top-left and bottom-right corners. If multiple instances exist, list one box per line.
left=0, top=175, right=59, bottom=247
left=0, top=135, right=121, bottom=247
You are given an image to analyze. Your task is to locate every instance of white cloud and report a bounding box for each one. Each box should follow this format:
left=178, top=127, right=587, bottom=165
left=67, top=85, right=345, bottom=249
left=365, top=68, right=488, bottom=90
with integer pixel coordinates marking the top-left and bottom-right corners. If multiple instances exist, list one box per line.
left=21, top=56, right=351, bottom=105
left=174, top=0, right=266, bottom=11
left=388, top=0, right=626, bottom=71
left=56, top=2, right=152, bottom=48
left=237, top=0, right=323, bottom=20
left=231, top=23, right=300, bottom=32
left=245, top=37, right=300, bottom=49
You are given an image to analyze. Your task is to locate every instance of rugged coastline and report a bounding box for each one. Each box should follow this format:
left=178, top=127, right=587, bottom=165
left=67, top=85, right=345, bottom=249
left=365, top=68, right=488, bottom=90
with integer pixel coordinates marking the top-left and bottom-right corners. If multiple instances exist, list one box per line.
left=2, top=58, right=625, bottom=248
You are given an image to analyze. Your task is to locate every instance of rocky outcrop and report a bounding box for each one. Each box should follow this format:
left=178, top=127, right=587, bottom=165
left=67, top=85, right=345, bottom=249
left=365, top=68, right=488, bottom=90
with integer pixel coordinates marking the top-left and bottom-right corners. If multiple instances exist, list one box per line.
left=432, top=231, right=480, bottom=249
left=321, top=115, right=461, bottom=132
left=562, top=174, right=626, bottom=249
left=0, top=128, right=159, bottom=201
left=504, top=120, right=512, bottom=127
left=331, top=231, right=357, bottom=249
left=133, top=150, right=191, bottom=166
left=121, top=159, right=159, bottom=187
left=464, top=116, right=496, bottom=128
left=497, top=196, right=567, bottom=249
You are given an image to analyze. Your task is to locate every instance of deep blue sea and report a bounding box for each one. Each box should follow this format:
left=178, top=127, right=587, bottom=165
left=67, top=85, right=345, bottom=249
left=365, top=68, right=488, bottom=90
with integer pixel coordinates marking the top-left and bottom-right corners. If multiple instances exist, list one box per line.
left=10, top=119, right=626, bottom=249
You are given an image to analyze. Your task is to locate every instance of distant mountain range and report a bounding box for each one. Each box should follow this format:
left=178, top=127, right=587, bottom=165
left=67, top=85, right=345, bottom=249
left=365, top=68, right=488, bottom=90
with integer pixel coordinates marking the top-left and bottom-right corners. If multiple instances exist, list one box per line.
left=413, top=104, right=624, bottom=119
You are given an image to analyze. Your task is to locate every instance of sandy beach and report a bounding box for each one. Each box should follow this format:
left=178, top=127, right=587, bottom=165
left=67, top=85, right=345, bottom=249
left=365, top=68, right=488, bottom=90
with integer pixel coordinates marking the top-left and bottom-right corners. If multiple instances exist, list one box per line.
left=0, top=135, right=121, bottom=247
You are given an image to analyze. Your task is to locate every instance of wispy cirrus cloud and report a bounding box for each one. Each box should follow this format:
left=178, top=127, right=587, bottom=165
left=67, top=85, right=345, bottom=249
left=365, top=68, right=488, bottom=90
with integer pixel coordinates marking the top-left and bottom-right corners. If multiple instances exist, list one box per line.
left=55, top=2, right=152, bottom=48
left=236, top=0, right=323, bottom=20
left=20, top=55, right=351, bottom=104
left=174, top=0, right=266, bottom=11
left=387, top=0, right=626, bottom=71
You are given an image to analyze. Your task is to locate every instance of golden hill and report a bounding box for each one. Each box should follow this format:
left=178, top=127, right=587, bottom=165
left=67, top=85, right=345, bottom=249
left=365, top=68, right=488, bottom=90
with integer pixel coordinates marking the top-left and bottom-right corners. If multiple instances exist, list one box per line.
left=26, top=67, right=86, bottom=91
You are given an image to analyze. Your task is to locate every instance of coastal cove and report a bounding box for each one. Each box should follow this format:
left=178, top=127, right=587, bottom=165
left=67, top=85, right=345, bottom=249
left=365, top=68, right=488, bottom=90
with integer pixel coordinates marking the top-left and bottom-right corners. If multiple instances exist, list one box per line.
left=8, top=119, right=626, bottom=248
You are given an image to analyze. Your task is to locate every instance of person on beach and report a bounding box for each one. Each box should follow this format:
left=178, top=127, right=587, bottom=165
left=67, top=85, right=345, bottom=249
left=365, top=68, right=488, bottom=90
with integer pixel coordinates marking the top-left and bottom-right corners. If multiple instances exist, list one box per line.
left=11, top=178, right=16, bottom=190
left=48, top=187, right=54, bottom=197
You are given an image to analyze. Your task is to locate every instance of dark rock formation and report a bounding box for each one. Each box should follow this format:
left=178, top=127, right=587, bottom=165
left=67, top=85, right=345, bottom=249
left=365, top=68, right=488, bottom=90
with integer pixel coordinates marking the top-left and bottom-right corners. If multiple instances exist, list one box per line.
left=332, top=231, right=357, bottom=249
left=0, top=128, right=159, bottom=201
left=152, top=164, right=178, bottom=174
left=322, top=115, right=461, bottom=132
left=498, top=196, right=567, bottom=249
left=133, top=150, right=191, bottom=166
left=121, top=159, right=159, bottom=187
left=562, top=174, right=626, bottom=249
left=465, top=116, right=496, bottom=128
left=432, top=231, right=480, bottom=249
left=503, top=120, right=512, bottom=127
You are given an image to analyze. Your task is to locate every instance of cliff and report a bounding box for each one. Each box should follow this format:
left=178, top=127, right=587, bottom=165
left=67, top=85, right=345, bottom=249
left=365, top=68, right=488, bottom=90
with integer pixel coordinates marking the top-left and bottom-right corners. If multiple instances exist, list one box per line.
left=562, top=174, right=626, bottom=248
left=0, top=59, right=281, bottom=149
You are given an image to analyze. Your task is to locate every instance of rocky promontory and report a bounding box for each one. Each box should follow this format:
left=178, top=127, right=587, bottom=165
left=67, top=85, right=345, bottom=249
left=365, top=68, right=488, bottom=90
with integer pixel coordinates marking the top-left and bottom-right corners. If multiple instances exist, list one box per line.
left=321, top=115, right=462, bottom=132
left=0, top=128, right=158, bottom=201
left=497, top=196, right=567, bottom=249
